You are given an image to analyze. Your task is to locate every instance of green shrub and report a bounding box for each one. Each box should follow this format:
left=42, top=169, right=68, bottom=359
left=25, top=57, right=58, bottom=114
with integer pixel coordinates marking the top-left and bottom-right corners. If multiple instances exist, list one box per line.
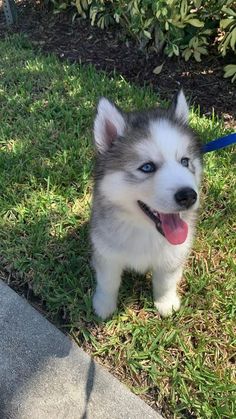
left=224, top=63, right=236, bottom=82
left=219, top=3, right=236, bottom=56
left=49, top=0, right=236, bottom=80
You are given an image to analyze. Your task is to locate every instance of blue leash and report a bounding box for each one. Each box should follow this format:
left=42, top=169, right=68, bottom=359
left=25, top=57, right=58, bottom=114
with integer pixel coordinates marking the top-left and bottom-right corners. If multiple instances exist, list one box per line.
left=202, top=132, right=236, bottom=154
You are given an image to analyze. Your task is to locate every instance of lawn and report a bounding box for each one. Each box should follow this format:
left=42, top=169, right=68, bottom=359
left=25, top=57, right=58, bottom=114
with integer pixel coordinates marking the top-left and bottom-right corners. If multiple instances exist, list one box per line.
left=0, top=34, right=235, bottom=418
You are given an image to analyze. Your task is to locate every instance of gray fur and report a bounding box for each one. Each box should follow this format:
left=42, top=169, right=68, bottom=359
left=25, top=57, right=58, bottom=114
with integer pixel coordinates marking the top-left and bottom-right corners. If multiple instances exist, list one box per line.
left=93, top=105, right=201, bottom=184
left=90, top=92, right=203, bottom=319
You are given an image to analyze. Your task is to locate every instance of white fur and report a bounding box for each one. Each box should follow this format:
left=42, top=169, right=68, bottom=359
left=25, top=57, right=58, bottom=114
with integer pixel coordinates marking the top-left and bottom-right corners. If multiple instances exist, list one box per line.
left=99, top=120, right=200, bottom=215
left=92, top=211, right=190, bottom=318
left=94, top=98, right=126, bottom=153
left=92, top=103, right=202, bottom=319
left=174, top=89, right=189, bottom=123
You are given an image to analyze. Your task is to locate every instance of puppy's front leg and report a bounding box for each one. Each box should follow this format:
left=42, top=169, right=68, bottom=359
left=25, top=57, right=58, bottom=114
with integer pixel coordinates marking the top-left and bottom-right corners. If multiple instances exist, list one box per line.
left=92, top=254, right=122, bottom=320
left=152, top=267, right=183, bottom=316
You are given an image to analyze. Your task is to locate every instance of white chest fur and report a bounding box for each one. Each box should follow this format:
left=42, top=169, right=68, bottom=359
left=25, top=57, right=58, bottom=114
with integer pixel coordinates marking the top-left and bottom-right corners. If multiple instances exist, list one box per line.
left=91, top=213, right=193, bottom=273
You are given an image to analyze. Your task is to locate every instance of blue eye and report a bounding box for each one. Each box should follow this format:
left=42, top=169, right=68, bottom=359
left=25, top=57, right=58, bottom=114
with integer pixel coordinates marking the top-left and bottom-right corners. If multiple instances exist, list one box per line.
left=139, top=162, right=156, bottom=173
left=181, top=157, right=189, bottom=167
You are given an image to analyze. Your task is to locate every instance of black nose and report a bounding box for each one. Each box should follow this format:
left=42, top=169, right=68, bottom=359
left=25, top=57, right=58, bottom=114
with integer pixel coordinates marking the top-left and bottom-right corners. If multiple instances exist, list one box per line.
left=175, top=187, right=197, bottom=209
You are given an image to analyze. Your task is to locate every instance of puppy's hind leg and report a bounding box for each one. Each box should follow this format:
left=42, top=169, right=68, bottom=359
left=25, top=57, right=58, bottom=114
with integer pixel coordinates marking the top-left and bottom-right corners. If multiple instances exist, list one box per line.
left=92, top=254, right=123, bottom=320
left=152, top=266, right=183, bottom=317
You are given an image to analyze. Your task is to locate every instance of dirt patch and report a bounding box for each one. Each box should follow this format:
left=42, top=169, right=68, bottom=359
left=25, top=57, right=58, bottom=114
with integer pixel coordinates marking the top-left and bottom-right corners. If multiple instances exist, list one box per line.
left=0, top=1, right=235, bottom=128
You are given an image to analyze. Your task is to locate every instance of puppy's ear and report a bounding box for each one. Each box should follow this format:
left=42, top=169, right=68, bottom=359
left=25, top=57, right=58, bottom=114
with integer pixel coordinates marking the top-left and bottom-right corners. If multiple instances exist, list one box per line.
left=171, top=89, right=189, bottom=124
left=94, top=98, right=126, bottom=153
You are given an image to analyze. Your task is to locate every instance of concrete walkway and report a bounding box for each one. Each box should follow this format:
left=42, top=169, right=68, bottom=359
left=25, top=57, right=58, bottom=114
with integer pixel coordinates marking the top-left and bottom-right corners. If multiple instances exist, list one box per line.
left=0, top=280, right=163, bottom=419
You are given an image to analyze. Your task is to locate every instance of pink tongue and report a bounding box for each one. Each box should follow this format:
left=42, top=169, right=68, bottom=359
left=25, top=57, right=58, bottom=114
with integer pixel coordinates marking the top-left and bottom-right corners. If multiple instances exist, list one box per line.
left=159, top=213, right=188, bottom=245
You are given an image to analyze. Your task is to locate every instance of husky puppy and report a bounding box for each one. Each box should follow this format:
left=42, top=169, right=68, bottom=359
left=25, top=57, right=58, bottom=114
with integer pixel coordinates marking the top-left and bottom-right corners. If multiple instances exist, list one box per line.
left=90, top=90, right=202, bottom=319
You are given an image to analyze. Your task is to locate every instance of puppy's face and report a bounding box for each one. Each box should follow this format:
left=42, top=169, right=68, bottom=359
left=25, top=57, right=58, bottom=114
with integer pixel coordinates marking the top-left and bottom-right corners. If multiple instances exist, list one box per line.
left=93, top=92, right=202, bottom=245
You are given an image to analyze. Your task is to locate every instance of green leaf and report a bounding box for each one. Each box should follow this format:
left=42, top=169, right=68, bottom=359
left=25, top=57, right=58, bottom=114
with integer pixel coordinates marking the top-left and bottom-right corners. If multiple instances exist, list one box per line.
left=81, top=0, right=89, bottom=10
left=187, top=19, right=204, bottom=28
left=173, top=44, right=179, bottom=56
left=144, top=18, right=154, bottom=28
left=193, top=0, right=202, bottom=7
left=172, top=21, right=186, bottom=28
left=59, top=3, right=68, bottom=10
left=180, top=0, right=188, bottom=19
left=193, top=50, right=201, bottom=61
left=198, top=46, right=208, bottom=55
left=220, top=18, right=233, bottom=29
left=231, top=72, right=236, bottom=82
left=183, top=48, right=192, bottom=61
left=224, top=64, right=236, bottom=78
left=230, top=27, right=236, bottom=50
left=222, top=7, right=236, bottom=17
left=153, top=62, right=164, bottom=75
left=143, top=30, right=152, bottom=39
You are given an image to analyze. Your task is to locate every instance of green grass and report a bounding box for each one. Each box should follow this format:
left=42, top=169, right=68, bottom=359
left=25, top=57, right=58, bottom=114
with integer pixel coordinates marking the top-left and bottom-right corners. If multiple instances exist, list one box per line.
left=0, top=34, right=235, bottom=418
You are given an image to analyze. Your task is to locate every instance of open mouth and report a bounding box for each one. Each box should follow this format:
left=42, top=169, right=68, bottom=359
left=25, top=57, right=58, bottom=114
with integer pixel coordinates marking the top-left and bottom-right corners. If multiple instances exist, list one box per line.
left=137, top=200, right=188, bottom=245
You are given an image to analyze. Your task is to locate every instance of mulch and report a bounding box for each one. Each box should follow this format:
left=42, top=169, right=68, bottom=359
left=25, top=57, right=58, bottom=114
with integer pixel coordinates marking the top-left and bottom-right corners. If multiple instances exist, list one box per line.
left=0, top=1, right=235, bottom=128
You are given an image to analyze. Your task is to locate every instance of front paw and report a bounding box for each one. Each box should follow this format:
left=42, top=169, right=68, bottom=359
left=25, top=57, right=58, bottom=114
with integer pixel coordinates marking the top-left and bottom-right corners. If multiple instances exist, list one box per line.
left=93, top=290, right=117, bottom=320
left=154, top=294, right=180, bottom=317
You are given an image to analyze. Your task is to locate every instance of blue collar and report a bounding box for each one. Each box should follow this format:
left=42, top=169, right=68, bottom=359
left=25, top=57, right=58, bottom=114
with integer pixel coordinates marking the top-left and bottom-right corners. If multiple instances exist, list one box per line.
left=202, top=132, right=236, bottom=154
